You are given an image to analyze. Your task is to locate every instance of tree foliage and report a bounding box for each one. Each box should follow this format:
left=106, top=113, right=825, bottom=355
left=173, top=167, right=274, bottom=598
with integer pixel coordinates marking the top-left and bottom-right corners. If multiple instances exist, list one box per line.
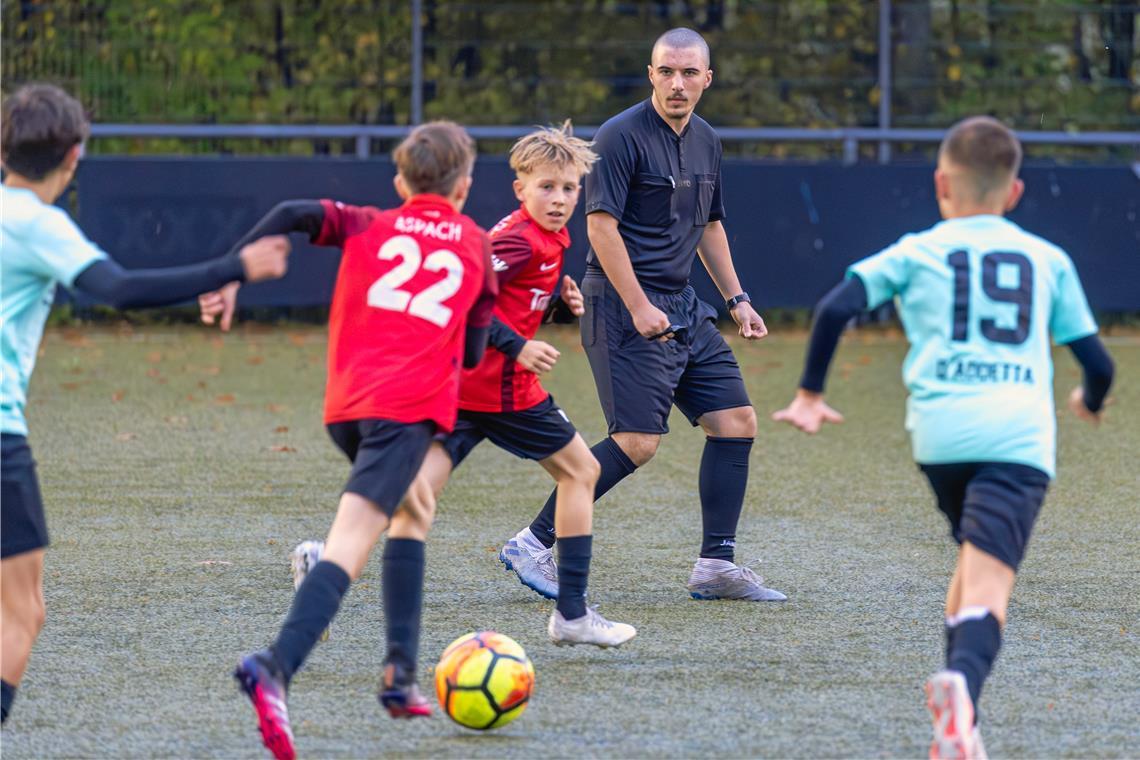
left=2, top=0, right=1136, bottom=156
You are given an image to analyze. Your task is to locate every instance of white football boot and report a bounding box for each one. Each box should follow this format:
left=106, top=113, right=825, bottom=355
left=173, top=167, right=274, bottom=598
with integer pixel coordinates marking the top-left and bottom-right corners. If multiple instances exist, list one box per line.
left=499, top=528, right=559, bottom=599
left=547, top=606, right=636, bottom=648
left=290, top=540, right=330, bottom=641
left=925, top=669, right=988, bottom=760
left=686, top=558, right=787, bottom=601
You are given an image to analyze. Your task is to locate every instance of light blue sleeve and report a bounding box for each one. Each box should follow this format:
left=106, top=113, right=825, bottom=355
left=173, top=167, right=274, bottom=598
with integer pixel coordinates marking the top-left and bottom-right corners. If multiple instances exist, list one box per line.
left=29, top=206, right=108, bottom=288
left=845, top=237, right=912, bottom=309
left=1049, top=255, right=1098, bottom=345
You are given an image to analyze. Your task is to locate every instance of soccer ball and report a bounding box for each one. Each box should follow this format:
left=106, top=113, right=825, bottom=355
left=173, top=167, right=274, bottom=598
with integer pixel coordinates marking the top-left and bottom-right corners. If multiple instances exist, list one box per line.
left=434, top=631, right=535, bottom=730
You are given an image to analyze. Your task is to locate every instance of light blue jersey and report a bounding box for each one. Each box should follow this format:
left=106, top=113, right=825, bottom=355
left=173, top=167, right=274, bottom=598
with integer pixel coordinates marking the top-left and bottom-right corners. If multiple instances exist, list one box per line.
left=2, top=185, right=106, bottom=435
left=848, top=215, right=1097, bottom=478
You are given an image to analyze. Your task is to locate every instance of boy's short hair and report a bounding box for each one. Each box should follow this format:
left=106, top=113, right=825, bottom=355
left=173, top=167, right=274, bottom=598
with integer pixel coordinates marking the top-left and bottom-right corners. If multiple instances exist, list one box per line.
left=392, top=121, right=475, bottom=197
left=1, top=84, right=90, bottom=181
left=509, top=120, right=598, bottom=178
left=938, top=116, right=1023, bottom=201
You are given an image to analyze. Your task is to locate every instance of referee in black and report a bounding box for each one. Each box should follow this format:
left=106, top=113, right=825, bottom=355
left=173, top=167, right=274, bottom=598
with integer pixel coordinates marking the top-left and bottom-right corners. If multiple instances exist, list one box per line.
left=502, top=27, right=785, bottom=602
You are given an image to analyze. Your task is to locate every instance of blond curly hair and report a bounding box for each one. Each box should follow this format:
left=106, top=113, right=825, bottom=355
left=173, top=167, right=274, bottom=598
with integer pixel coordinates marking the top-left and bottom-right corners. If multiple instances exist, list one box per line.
left=509, top=119, right=598, bottom=178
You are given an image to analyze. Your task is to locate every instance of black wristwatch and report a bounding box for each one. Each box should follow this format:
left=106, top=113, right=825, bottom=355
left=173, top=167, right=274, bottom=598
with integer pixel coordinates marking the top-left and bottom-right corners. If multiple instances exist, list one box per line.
left=725, top=292, right=751, bottom=311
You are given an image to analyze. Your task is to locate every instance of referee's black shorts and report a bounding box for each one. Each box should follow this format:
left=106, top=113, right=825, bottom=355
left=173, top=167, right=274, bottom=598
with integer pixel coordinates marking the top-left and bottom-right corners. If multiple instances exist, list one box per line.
left=919, top=461, right=1050, bottom=571
left=579, top=274, right=751, bottom=435
left=2, top=434, right=49, bottom=559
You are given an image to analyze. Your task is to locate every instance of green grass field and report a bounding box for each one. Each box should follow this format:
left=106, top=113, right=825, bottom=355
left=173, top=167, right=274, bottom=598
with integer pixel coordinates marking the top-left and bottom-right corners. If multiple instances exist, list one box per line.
left=4, top=324, right=1137, bottom=758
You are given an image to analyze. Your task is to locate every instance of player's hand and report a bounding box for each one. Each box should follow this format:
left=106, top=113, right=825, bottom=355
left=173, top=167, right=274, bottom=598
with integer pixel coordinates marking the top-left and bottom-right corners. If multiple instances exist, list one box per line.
left=1067, top=385, right=1104, bottom=426
left=730, top=302, right=768, bottom=340
left=199, top=282, right=241, bottom=332
left=517, top=340, right=560, bottom=374
left=771, top=389, right=845, bottom=434
left=560, top=275, right=585, bottom=317
left=631, top=302, right=672, bottom=341
left=239, top=235, right=291, bottom=282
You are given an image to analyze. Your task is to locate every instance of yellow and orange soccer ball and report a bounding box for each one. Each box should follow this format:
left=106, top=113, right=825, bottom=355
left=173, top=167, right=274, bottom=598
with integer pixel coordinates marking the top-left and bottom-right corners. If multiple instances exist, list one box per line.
left=434, top=631, right=535, bottom=730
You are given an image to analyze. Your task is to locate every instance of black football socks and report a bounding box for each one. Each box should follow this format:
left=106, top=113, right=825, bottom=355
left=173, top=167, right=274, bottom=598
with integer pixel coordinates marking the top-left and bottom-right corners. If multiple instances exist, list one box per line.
left=947, top=609, right=1002, bottom=713
left=556, top=535, right=592, bottom=620
left=271, top=559, right=350, bottom=683
left=1, top=679, right=14, bottom=723
left=698, top=437, right=753, bottom=561
left=529, top=437, right=637, bottom=549
left=382, top=538, right=425, bottom=679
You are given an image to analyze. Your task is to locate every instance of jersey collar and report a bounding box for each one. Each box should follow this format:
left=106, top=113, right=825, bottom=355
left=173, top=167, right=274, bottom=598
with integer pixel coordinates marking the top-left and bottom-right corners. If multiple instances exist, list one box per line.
left=402, top=193, right=458, bottom=214
left=642, top=98, right=691, bottom=139
left=518, top=202, right=571, bottom=249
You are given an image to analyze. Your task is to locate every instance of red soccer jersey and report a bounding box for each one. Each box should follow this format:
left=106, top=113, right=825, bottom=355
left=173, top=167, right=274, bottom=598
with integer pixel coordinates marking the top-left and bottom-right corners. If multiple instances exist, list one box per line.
left=316, top=194, right=497, bottom=431
left=459, top=203, right=570, bottom=413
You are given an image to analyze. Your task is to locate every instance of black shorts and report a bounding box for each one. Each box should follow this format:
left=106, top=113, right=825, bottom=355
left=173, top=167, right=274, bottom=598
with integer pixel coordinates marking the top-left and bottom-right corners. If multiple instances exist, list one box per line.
left=326, top=419, right=435, bottom=517
left=2, top=434, right=49, bottom=559
left=919, top=461, right=1050, bottom=571
left=580, top=275, right=751, bottom=435
left=439, top=395, right=578, bottom=468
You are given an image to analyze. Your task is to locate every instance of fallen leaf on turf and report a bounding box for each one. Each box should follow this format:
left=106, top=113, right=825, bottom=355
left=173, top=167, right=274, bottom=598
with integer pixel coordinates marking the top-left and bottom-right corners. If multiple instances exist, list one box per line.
left=146, top=351, right=163, bottom=363
left=61, top=330, right=92, bottom=347
left=115, top=432, right=137, bottom=442
left=111, top=390, right=126, bottom=402
left=266, top=403, right=284, bottom=413
left=289, top=333, right=306, bottom=347
left=196, top=560, right=233, bottom=566
left=274, top=425, right=289, bottom=433
left=214, top=393, right=235, bottom=404
left=858, top=355, right=873, bottom=365
left=185, top=394, right=199, bottom=402
left=164, top=416, right=188, bottom=426
left=267, top=539, right=277, bottom=545
left=146, top=368, right=161, bottom=378
left=247, top=356, right=264, bottom=365
left=269, top=445, right=296, bottom=453
left=60, top=382, right=81, bottom=391
left=67, top=366, right=84, bottom=375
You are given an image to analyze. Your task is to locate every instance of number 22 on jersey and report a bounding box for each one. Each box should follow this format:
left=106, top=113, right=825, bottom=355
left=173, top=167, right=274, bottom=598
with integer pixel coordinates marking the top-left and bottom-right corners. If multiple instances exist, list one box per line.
left=947, top=250, right=1033, bottom=345
left=367, top=235, right=465, bottom=328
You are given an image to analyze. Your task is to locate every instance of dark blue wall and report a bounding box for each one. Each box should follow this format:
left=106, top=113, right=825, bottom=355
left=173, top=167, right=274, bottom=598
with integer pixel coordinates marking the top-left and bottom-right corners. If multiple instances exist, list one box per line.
left=76, top=158, right=1139, bottom=310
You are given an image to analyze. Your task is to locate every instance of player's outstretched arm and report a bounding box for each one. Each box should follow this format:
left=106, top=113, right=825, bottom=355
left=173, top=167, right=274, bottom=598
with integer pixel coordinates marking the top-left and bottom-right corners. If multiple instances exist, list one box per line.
left=199, top=200, right=327, bottom=330
left=772, top=276, right=868, bottom=434
left=74, top=235, right=289, bottom=311
left=697, top=220, right=767, bottom=340
left=229, top=200, right=326, bottom=253
left=1064, top=334, right=1115, bottom=425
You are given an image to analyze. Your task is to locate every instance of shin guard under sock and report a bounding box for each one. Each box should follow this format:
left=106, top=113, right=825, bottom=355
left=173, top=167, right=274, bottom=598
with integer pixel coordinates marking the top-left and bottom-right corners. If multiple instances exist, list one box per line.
left=947, top=610, right=1002, bottom=712
left=699, top=437, right=753, bottom=561
left=555, top=535, right=593, bottom=620
left=382, top=538, right=425, bottom=677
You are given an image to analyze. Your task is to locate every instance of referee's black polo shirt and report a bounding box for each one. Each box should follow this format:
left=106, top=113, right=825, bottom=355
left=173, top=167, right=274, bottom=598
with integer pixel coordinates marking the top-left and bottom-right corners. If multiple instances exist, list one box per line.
left=583, top=98, right=725, bottom=293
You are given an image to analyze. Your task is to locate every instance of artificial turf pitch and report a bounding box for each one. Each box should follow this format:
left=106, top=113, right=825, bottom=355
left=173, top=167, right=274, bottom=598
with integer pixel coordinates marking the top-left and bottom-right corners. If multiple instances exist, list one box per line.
left=4, top=324, right=1137, bottom=758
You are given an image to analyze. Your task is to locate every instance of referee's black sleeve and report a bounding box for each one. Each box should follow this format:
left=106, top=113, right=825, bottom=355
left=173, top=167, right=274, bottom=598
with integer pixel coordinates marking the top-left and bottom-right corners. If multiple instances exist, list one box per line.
left=584, top=123, right=636, bottom=220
